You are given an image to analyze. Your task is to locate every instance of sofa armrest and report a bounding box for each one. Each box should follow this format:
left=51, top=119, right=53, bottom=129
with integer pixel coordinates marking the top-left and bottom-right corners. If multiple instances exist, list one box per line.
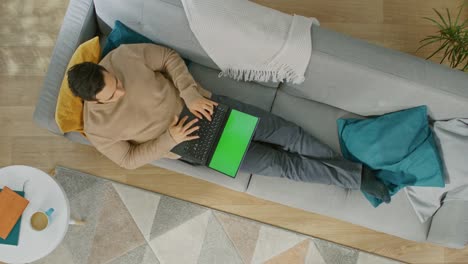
left=427, top=187, right=468, bottom=249
left=427, top=200, right=468, bottom=249
left=33, top=0, right=97, bottom=135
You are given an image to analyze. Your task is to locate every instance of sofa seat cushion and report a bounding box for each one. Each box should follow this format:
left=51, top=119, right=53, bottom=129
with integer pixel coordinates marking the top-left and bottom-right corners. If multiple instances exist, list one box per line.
left=188, top=63, right=277, bottom=112
left=255, top=89, right=430, bottom=240
left=246, top=174, right=431, bottom=242
left=63, top=131, right=251, bottom=191
left=151, top=159, right=251, bottom=192
left=264, top=89, right=431, bottom=240
left=270, top=89, right=360, bottom=154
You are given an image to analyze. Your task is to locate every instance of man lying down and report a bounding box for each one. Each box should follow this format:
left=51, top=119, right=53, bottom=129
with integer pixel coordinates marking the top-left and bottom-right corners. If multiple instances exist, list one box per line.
left=67, top=43, right=390, bottom=203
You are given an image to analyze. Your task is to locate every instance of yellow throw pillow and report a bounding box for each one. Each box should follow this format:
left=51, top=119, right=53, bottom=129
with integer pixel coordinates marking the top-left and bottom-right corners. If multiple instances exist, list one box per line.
left=55, top=37, right=100, bottom=134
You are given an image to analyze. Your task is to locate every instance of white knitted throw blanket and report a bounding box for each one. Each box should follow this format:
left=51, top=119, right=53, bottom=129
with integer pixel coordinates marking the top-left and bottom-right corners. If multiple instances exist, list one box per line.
left=180, top=0, right=319, bottom=84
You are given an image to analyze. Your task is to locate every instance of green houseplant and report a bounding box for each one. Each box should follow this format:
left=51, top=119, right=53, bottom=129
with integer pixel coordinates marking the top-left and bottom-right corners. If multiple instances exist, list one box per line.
left=417, top=3, right=467, bottom=71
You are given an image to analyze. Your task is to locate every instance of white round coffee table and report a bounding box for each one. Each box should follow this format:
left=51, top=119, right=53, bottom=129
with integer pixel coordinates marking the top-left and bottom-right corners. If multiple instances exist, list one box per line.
left=0, top=165, right=70, bottom=264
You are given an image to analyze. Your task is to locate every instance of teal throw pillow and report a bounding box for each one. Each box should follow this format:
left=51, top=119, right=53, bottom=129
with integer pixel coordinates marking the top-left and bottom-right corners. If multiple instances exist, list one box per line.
left=102, top=20, right=190, bottom=66
left=102, top=20, right=155, bottom=58
left=337, top=106, right=444, bottom=207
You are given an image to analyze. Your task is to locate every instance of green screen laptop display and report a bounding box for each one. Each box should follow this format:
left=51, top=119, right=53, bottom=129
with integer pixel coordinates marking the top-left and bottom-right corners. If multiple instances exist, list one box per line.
left=208, top=110, right=258, bottom=177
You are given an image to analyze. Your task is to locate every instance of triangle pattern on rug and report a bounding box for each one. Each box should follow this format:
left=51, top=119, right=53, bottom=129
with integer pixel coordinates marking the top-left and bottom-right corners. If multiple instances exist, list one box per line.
left=112, top=182, right=161, bottom=240
left=197, top=213, right=243, bottom=264
left=50, top=167, right=389, bottom=264
left=33, top=243, right=75, bottom=264
left=61, top=177, right=109, bottom=264
left=149, top=195, right=208, bottom=240
left=264, top=239, right=310, bottom=264
left=314, top=239, right=359, bottom=264
left=109, top=244, right=160, bottom=264
left=141, top=245, right=161, bottom=264
left=87, top=182, right=146, bottom=264
left=305, top=240, right=327, bottom=264
left=214, top=211, right=261, bottom=264
left=148, top=210, right=211, bottom=264
left=54, top=166, right=104, bottom=201
left=251, top=225, right=308, bottom=264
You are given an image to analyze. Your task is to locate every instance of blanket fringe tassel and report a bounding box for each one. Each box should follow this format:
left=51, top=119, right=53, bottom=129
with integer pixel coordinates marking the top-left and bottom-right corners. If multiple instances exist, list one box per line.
left=218, top=64, right=305, bottom=84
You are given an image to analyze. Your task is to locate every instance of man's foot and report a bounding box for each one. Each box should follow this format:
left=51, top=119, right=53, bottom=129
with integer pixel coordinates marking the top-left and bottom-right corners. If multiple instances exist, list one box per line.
left=360, top=166, right=391, bottom=203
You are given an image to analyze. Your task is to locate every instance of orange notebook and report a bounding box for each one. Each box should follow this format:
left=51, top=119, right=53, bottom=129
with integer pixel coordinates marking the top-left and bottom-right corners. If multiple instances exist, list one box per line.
left=0, top=187, right=29, bottom=239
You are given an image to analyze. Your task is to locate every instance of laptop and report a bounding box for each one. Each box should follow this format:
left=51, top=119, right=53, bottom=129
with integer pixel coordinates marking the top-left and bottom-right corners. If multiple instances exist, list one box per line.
left=171, top=104, right=259, bottom=178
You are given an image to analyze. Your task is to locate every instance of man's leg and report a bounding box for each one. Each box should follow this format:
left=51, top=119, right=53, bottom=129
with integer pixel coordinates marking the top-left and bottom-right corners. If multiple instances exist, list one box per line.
left=241, top=142, right=361, bottom=189
left=211, top=94, right=337, bottom=159
left=210, top=94, right=389, bottom=199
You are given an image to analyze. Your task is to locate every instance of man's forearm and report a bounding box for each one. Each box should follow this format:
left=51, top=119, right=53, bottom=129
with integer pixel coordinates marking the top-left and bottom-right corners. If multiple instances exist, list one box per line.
left=163, top=49, right=203, bottom=104
left=118, top=130, right=178, bottom=169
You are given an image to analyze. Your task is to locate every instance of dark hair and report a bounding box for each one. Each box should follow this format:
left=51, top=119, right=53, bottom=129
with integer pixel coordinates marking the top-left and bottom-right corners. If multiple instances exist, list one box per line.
left=67, top=62, right=107, bottom=101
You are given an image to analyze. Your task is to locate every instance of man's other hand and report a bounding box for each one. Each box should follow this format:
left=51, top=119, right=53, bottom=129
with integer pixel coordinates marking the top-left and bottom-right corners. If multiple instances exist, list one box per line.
left=169, top=115, right=200, bottom=144
left=187, top=97, right=218, bottom=121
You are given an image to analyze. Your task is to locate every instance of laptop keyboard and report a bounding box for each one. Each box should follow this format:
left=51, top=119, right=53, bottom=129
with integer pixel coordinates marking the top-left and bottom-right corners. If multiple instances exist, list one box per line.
left=184, top=104, right=229, bottom=164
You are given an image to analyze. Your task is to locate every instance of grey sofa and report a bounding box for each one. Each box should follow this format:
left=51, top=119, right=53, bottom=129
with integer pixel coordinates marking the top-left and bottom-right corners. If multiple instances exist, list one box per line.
left=34, top=0, right=468, bottom=248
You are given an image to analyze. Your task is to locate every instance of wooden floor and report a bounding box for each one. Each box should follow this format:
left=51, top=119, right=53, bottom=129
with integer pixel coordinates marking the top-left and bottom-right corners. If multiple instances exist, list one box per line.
left=1, top=0, right=467, bottom=263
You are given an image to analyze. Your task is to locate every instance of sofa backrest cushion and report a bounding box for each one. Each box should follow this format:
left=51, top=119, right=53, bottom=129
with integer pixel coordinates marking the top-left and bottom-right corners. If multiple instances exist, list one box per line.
left=94, top=0, right=218, bottom=71
left=101, top=20, right=155, bottom=57
left=282, top=26, right=468, bottom=120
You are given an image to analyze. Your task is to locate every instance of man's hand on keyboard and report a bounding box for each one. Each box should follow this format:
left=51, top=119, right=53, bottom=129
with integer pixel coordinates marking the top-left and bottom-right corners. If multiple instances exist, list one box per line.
left=187, top=97, right=218, bottom=121
left=169, top=115, right=200, bottom=144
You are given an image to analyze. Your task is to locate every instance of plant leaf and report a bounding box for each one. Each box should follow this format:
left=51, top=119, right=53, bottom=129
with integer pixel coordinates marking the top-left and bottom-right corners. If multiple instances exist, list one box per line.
left=426, top=40, right=450, bottom=60
left=440, top=44, right=452, bottom=64
left=462, top=48, right=468, bottom=70
left=434, top=8, right=449, bottom=28
left=446, top=8, right=452, bottom=27
left=454, top=54, right=463, bottom=68
left=460, top=52, right=468, bottom=63
left=454, top=3, right=463, bottom=26
left=453, top=46, right=465, bottom=68
left=416, top=38, right=443, bottom=52
left=423, top=17, right=445, bottom=30
left=419, top=35, right=443, bottom=43
left=462, top=60, right=468, bottom=71
left=452, top=52, right=461, bottom=68
left=448, top=48, right=457, bottom=67
left=451, top=45, right=464, bottom=68
left=459, top=16, right=468, bottom=27
left=420, top=4, right=468, bottom=70
left=449, top=46, right=458, bottom=66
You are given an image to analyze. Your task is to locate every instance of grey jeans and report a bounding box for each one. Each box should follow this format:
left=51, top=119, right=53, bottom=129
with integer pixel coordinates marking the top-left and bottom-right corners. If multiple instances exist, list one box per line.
left=211, top=94, right=362, bottom=189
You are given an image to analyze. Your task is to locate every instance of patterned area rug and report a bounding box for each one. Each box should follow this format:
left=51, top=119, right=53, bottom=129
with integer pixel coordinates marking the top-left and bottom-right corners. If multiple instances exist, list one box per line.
left=33, top=167, right=401, bottom=264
